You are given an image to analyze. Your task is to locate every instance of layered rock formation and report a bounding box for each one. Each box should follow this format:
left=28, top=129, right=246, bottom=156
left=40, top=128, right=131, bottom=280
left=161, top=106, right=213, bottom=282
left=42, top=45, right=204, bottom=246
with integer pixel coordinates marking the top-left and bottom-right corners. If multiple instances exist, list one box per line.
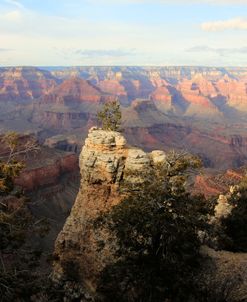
left=53, top=127, right=166, bottom=292
left=42, top=77, right=102, bottom=105
left=3, top=66, right=247, bottom=170
left=0, top=67, right=57, bottom=101
left=14, top=147, right=78, bottom=191
left=0, top=134, right=80, bottom=256
left=193, top=167, right=245, bottom=198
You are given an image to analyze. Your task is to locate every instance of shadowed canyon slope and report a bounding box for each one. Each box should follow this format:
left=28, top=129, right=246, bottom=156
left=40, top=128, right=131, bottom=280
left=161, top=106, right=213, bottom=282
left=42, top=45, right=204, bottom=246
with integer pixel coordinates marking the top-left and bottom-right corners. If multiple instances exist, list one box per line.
left=2, top=66, right=247, bottom=169
left=0, top=134, right=80, bottom=252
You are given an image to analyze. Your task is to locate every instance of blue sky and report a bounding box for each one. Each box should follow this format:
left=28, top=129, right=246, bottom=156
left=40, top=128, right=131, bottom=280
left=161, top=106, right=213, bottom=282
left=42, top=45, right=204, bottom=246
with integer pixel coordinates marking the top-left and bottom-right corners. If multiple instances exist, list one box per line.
left=0, top=0, right=247, bottom=66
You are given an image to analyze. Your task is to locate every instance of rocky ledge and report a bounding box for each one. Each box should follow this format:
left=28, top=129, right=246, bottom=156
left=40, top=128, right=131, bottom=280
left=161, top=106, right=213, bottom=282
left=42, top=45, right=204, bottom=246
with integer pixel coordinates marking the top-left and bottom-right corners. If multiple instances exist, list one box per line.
left=53, top=127, right=166, bottom=292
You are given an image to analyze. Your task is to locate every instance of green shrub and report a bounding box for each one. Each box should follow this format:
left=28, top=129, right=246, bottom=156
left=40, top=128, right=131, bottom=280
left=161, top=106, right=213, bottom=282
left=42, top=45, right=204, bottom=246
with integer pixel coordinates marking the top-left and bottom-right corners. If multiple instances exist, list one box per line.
left=221, top=181, right=247, bottom=252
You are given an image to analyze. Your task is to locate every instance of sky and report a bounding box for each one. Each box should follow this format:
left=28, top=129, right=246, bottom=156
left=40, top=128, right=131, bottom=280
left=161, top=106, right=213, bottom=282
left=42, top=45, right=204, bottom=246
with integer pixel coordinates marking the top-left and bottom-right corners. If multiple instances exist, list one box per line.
left=0, top=0, right=247, bottom=66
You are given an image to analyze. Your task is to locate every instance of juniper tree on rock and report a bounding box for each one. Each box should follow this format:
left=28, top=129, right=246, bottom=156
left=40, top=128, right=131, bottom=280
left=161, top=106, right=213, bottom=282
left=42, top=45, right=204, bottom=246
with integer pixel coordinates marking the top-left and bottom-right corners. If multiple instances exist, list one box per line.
left=97, top=100, right=122, bottom=131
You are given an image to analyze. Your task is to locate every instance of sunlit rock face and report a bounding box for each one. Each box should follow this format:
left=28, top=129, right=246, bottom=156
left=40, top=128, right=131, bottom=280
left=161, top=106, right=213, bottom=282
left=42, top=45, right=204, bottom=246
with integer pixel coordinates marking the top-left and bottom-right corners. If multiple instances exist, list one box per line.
left=53, top=127, right=165, bottom=291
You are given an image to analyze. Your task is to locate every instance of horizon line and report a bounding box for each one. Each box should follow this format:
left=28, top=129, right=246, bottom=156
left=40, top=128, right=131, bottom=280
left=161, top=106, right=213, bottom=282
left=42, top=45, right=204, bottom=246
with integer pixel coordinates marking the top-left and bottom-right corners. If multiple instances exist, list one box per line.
left=1, top=65, right=247, bottom=69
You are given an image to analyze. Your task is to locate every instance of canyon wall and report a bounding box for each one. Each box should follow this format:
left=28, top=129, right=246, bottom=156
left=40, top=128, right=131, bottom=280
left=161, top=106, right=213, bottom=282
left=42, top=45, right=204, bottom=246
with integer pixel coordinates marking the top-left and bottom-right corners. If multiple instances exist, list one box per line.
left=1, top=141, right=81, bottom=253
left=15, top=148, right=78, bottom=191
left=2, top=66, right=247, bottom=170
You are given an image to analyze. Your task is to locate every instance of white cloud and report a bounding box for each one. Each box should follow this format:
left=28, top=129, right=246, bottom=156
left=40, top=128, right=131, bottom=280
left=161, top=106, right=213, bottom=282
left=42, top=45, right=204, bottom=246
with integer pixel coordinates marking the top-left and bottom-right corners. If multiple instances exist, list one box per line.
left=1, top=10, right=23, bottom=22
left=0, top=7, right=152, bottom=65
left=187, top=45, right=247, bottom=56
left=4, top=0, right=25, bottom=9
left=75, top=49, right=138, bottom=57
left=202, top=17, right=247, bottom=31
left=0, top=48, right=12, bottom=52
left=0, top=0, right=247, bottom=65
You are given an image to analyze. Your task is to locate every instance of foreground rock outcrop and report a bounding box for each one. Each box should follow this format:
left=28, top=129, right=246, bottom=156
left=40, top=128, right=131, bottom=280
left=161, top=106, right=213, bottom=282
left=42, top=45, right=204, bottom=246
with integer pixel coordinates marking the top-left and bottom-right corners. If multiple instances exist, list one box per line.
left=53, top=127, right=166, bottom=292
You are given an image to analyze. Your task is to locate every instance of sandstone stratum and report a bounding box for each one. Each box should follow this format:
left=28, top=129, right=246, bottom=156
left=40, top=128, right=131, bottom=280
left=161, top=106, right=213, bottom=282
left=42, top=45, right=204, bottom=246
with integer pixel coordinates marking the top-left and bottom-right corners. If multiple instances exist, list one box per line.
left=53, top=127, right=166, bottom=291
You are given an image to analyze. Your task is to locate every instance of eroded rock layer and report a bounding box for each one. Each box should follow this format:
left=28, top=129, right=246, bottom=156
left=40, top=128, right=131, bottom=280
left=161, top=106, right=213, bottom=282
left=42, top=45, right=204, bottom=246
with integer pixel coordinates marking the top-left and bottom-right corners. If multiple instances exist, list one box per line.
left=53, top=127, right=165, bottom=291
left=3, top=66, right=247, bottom=170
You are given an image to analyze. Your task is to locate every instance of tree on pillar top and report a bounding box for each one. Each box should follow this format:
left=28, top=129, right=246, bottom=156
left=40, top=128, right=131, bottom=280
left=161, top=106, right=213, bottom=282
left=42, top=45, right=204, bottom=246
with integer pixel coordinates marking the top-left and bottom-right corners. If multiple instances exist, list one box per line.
left=97, top=100, right=122, bottom=131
